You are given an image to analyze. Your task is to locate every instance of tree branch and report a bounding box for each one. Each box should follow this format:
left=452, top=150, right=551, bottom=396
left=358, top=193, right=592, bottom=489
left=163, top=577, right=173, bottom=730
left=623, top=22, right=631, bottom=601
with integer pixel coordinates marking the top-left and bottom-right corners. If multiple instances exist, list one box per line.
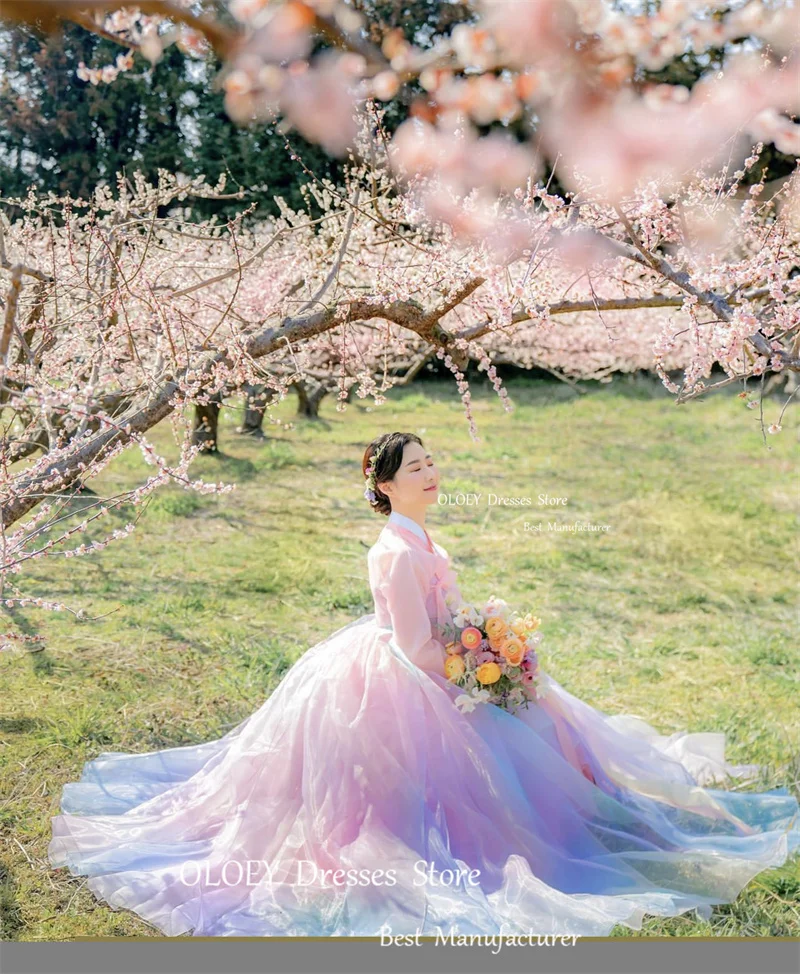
left=0, top=289, right=476, bottom=527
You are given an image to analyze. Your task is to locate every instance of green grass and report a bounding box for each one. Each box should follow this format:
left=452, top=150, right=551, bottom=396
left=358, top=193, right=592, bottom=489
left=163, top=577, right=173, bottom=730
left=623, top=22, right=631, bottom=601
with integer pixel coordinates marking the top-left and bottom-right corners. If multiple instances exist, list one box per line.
left=0, top=374, right=798, bottom=940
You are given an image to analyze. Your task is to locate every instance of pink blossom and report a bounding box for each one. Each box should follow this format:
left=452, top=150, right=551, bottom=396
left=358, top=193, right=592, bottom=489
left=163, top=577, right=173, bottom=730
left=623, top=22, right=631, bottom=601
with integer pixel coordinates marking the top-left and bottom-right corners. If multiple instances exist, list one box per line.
left=480, top=0, right=577, bottom=69
left=279, top=55, right=359, bottom=156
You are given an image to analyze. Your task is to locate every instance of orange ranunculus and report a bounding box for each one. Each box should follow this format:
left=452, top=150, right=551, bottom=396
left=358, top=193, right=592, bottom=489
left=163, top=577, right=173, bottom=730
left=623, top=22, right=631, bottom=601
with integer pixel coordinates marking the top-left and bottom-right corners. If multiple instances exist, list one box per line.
left=476, top=661, right=501, bottom=684
left=445, top=656, right=466, bottom=681
left=488, top=636, right=507, bottom=654
left=500, top=635, right=524, bottom=658
left=485, top=616, right=508, bottom=639
left=460, top=627, right=482, bottom=650
left=500, top=637, right=525, bottom=666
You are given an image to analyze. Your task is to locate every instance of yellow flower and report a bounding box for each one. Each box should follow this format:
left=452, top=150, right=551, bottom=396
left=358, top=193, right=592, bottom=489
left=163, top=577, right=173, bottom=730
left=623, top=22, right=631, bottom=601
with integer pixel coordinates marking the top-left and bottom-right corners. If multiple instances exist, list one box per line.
left=476, top=661, right=501, bottom=684
left=509, top=616, right=528, bottom=637
left=485, top=617, right=508, bottom=639
left=445, top=656, right=466, bottom=681
left=524, top=613, right=541, bottom=632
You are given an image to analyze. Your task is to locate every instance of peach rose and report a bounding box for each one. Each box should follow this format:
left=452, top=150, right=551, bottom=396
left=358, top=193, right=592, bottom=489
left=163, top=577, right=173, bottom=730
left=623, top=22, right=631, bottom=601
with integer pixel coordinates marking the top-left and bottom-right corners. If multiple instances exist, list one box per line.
left=500, top=634, right=524, bottom=657
left=445, top=656, right=466, bottom=681
left=476, top=661, right=502, bottom=684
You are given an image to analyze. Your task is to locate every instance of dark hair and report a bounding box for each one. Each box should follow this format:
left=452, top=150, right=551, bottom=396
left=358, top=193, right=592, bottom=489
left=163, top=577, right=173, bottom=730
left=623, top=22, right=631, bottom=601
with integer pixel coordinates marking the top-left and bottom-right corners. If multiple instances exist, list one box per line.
left=362, top=432, right=424, bottom=517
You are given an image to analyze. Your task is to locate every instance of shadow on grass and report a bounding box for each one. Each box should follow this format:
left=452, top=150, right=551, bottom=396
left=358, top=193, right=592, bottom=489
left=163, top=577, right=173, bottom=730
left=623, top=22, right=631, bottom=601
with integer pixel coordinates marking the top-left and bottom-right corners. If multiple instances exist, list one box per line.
left=0, top=862, right=23, bottom=940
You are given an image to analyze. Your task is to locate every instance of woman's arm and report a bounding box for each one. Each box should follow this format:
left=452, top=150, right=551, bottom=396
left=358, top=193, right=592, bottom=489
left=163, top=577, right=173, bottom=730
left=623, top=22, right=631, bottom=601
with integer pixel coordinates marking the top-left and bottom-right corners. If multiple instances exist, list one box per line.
left=383, top=547, right=434, bottom=656
left=381, top=547, right=446, bottom=675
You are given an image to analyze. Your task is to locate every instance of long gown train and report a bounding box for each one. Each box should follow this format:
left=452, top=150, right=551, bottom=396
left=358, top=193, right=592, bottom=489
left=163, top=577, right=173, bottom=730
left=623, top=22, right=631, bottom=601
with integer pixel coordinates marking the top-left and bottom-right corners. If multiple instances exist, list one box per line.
left=48, top=607, right=800, bottom=937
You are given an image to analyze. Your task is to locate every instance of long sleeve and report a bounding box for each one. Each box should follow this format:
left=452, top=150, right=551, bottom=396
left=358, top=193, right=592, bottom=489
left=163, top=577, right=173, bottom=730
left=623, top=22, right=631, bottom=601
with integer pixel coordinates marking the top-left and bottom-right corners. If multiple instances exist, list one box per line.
left=384, top=547, right=434, bottom=658
left=376, top=545, right=447, bottom=677
left=429, top=540, right=464, bottom=614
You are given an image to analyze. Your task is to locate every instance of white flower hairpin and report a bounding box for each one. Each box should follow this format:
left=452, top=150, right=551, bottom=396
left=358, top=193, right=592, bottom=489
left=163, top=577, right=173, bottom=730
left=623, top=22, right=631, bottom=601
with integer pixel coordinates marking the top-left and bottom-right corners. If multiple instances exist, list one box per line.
left=363, top=439, right=390, bottom=504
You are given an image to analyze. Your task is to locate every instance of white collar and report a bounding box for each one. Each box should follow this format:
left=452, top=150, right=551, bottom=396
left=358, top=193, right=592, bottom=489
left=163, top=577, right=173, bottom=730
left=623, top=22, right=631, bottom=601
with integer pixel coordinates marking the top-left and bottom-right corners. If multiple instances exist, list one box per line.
left=388, top=510, right=428, bottom=542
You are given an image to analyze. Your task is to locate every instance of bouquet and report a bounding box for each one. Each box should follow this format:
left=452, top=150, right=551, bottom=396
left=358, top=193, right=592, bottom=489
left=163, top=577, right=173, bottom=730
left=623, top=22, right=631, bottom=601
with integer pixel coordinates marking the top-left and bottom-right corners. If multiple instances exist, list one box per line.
left=440, top=594, right=546, bottom=715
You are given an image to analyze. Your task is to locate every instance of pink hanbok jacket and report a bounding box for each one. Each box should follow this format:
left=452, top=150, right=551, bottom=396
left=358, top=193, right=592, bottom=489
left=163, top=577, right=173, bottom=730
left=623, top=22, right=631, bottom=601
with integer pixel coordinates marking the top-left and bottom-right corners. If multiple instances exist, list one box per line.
left=367, top=511, right=464, bottom=677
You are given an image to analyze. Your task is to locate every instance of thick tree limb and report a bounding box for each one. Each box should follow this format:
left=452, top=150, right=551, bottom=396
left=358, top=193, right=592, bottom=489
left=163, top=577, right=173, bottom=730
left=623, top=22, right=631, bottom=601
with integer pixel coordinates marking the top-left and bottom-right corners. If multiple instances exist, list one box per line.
left=0, top=1, right=237, bottom=57
left=0, top=295, right=463, bottom=527
left=609, top=214, right=792, bottom=365
left=0, top=267, right=23, bottom=375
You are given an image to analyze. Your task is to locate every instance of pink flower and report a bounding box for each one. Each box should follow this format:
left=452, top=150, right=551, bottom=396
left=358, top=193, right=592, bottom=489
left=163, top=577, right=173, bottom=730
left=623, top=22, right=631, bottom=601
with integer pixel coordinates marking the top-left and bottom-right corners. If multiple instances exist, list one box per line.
left=521, top=671, right=537, bottom=687
left=476, top=650, right=496, bottom=665
left=279, top=53, right=359, bottom=157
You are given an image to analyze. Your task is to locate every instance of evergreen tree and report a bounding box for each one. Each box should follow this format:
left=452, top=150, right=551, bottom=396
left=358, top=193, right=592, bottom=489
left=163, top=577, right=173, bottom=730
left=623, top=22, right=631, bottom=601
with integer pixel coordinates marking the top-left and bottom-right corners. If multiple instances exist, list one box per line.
left=187, top=53, right=346, bottom=222
left=0, top=22, right=195, bottom=201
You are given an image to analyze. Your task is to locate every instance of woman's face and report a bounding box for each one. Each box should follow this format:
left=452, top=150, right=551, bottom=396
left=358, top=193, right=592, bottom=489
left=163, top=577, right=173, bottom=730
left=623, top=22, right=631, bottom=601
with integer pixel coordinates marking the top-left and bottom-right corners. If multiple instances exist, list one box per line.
left=378, top=441, right=439, bottom=510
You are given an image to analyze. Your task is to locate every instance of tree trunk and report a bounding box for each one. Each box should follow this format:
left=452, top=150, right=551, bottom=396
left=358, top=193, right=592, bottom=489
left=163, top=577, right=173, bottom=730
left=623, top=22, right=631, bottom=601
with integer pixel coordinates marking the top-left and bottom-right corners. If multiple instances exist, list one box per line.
left=238, top=382, right=272, bottom=437
left=764, top=369, right=799, bottom=396
left=294, top=378, right=328, bottom=418
left=192, top=391, right=224, bottom=453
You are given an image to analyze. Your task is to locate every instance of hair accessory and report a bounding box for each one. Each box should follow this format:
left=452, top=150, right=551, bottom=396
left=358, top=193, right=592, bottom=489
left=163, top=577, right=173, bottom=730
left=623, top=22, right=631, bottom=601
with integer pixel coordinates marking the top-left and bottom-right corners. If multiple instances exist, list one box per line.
left=363, top=438, right=390, bottom=503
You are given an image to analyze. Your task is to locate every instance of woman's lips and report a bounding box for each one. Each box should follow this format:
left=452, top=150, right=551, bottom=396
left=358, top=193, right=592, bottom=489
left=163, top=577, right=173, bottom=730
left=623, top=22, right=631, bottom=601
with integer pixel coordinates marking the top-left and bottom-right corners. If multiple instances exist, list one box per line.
left=424, top=485, right=438, bottom=491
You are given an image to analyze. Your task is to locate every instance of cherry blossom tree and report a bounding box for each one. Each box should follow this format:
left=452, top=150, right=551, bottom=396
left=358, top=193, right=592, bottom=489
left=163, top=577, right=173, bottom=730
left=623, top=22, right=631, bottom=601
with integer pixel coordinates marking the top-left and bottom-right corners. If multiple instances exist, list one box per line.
left=2, top=2, right=797, bottom=376
left=0, top=1, right=799, bottom=645
left=0, top=147, right=485, bottom=643
left=1, top=133, right=797, bottom=646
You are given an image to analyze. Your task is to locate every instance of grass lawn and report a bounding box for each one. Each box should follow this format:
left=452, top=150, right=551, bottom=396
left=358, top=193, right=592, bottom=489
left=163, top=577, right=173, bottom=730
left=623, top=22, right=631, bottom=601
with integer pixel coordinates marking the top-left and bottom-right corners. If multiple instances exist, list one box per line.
left=1, top=374, right=798, bottom=940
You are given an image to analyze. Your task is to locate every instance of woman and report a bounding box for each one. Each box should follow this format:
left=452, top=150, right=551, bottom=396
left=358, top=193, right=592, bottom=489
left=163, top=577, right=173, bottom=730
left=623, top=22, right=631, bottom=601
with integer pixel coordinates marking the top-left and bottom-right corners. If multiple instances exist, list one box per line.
left=48, top=430, right=800, bottom=938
